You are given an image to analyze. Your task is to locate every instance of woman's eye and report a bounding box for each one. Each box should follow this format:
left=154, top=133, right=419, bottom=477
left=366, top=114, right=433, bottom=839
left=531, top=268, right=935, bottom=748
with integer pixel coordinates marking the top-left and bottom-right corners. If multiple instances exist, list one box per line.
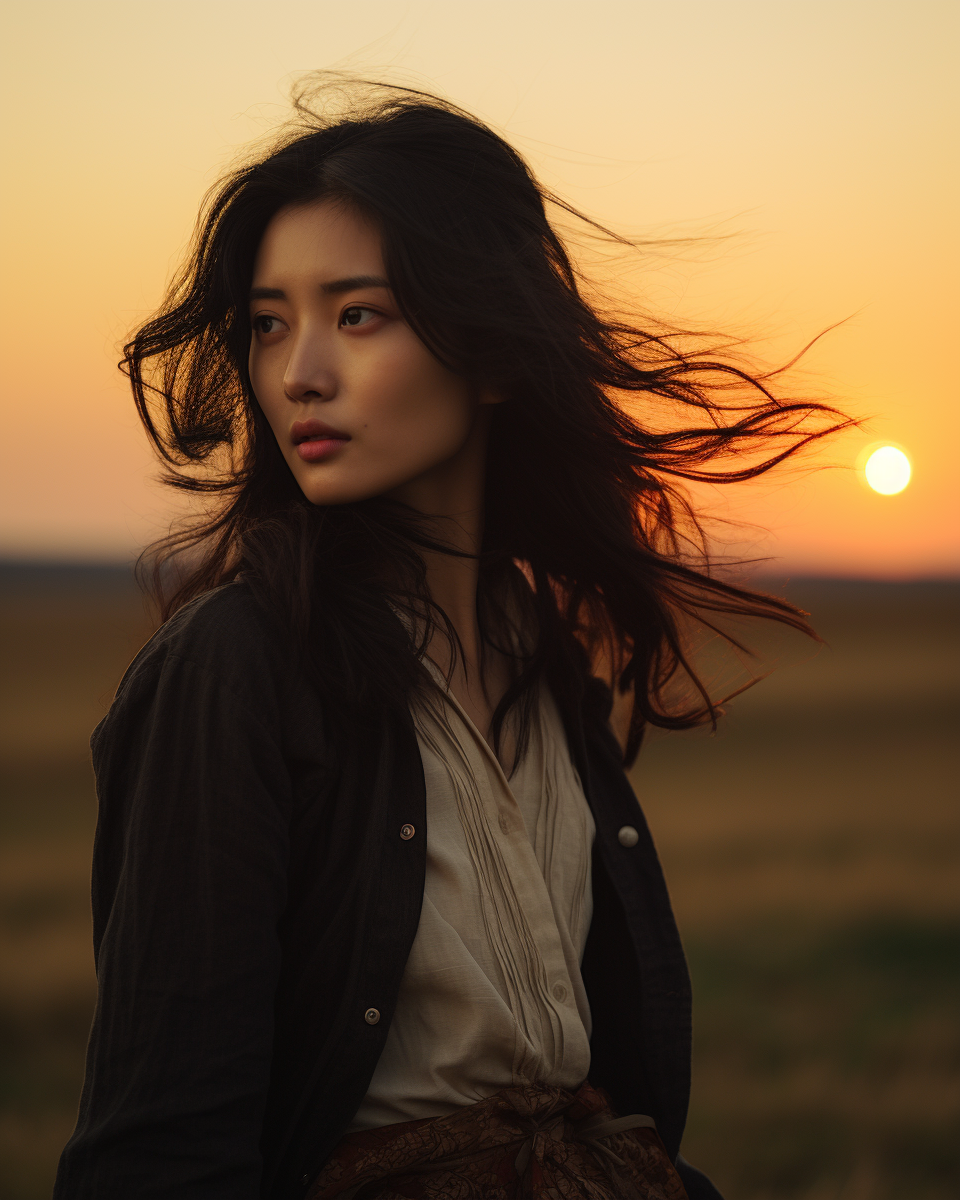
left=340, top=306, right=376, bottom=328
left=254, top=315, right=284, bottom=336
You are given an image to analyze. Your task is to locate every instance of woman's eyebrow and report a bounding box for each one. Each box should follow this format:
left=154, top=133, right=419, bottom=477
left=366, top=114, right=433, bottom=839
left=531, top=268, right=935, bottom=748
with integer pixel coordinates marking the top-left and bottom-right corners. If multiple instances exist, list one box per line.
left=249, top=276, right=390, bottom=303
left=320, top=274, right=390, bottom=295
left=249, top=286, right=286, bottom=301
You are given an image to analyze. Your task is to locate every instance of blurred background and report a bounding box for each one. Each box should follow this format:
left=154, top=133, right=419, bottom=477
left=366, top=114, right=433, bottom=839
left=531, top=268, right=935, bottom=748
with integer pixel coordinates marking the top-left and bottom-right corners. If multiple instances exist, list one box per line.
left=1, top=2, right=957, bottom=1197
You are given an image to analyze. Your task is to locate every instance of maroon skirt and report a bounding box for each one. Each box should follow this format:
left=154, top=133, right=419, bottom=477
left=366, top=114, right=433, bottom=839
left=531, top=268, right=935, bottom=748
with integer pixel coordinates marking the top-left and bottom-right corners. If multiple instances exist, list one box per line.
left=307, top=1081, right=689, bottom=1200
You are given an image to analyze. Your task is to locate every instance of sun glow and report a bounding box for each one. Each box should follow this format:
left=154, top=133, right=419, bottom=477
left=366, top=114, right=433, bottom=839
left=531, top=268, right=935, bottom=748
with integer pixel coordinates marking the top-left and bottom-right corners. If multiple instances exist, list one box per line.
left=863, top=446, right=912, bottom=495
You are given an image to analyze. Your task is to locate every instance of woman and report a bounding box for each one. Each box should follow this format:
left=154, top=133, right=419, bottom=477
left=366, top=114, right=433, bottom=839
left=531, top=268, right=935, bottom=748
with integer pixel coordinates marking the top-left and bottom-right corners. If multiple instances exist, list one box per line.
left=55, top=79, right=844, bottom=1199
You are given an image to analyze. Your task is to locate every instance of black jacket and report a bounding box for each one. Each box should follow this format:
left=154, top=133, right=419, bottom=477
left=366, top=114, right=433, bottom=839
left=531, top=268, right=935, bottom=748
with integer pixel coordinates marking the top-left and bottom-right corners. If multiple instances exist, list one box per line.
left=54, top=582, right=721, bottom=1198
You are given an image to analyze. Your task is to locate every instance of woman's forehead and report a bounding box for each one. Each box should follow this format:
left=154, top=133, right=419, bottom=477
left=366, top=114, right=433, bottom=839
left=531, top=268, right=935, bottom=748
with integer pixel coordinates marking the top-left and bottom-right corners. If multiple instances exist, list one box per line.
left=253, top=199, right=385, bottom=286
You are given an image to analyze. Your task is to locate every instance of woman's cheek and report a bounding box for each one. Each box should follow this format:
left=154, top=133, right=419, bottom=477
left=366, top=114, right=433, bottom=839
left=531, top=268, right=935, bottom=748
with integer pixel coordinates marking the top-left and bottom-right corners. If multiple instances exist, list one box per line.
left=249, top=361, right=277, bottom=426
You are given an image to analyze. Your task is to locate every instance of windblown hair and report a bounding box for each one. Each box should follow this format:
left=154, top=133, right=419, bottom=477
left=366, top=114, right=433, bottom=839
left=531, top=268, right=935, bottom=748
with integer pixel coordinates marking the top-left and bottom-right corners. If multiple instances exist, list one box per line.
left=126, top=75, right=849, bottom=763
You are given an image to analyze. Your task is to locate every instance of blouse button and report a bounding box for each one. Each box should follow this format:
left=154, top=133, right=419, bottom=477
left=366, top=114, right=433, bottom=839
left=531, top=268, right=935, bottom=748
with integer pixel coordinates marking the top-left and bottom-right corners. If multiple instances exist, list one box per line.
left=399, top=824, right=415, bottom=840
left=364, top=1007, right=381, bottom=1024
left=618, top=825, right=640, bottom=848
left=552, top=982, right=568, bottom=1002
left=498, top=813, right=510, bottom=834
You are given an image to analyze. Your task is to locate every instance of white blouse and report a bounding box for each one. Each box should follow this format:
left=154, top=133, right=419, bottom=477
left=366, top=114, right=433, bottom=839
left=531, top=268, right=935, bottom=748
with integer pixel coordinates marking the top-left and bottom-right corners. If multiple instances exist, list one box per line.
left=349, top=673, right=596, bottom=1131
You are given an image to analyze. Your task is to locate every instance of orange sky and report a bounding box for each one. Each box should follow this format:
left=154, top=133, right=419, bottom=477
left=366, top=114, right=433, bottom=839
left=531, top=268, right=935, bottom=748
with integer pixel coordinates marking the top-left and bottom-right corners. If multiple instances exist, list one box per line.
left=1, top=0, right=957, bottom=576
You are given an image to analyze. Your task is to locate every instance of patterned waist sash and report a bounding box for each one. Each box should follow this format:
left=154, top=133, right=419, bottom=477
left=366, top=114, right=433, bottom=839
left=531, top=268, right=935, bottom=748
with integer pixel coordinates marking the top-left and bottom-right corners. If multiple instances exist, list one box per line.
left=308, top=1080, right=689, bottom=1199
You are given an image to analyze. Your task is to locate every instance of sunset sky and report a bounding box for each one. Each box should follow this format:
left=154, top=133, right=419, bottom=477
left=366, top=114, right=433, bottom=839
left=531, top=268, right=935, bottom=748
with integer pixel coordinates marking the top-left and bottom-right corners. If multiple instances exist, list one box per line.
left=2, top=0, right=957, bottom=576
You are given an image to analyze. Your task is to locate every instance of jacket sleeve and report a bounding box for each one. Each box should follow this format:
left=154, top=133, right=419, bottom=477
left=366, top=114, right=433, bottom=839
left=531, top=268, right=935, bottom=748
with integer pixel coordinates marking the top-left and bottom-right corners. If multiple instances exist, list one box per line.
left=54, top=635, right=293, bottom=1199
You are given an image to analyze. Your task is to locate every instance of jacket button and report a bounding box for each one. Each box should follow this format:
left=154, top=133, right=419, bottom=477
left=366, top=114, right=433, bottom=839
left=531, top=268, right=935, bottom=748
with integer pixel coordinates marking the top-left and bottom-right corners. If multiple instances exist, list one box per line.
left=364, top=1007, right=381, bottom=1024
left=399, top=823, right=416, bottom=840
left=618, top=825, right=639, bottom=848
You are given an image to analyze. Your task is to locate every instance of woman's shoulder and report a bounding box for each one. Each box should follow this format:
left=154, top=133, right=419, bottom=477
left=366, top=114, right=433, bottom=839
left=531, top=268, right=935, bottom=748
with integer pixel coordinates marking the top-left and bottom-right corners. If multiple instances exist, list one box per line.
left=112, top=578, right=294, bottom=710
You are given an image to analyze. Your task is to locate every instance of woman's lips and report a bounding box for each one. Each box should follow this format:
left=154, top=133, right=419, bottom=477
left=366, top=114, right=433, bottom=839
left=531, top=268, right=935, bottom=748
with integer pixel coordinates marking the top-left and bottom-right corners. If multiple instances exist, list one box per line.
left=297, top=437, right=348, bottom=462
left=291, top=418, right=350, bottom=463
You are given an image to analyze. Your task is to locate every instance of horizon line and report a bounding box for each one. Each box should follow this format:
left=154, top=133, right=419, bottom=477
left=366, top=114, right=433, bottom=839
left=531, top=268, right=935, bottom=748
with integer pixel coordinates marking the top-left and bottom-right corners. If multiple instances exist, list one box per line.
left=1, top=555, right=957, bottom=587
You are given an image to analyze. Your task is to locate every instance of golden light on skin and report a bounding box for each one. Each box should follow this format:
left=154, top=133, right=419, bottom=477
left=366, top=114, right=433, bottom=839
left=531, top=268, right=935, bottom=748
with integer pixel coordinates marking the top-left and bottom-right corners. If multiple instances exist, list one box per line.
left=863, top=445, right=912, bottom=496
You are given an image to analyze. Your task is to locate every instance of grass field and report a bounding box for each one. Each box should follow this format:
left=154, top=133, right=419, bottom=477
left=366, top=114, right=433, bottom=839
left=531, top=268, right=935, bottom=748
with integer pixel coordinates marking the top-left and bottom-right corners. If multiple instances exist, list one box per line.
left=1, top=566, right=958, bottom=1198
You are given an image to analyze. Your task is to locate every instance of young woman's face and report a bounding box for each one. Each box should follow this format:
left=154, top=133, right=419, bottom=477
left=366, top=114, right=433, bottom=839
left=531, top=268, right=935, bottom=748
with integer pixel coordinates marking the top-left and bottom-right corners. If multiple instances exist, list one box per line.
left=248, top=198, right=496, bottom=508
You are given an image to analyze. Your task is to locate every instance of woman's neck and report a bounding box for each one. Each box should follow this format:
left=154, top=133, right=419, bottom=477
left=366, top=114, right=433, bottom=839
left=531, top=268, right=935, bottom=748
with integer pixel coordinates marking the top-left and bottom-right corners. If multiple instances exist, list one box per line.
left=385, top=408, right=509, bottom=746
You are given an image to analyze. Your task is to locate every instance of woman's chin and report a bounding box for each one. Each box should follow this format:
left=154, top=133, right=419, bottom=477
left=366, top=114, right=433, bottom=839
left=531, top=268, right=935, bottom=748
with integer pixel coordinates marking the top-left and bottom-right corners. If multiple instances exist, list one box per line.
left=295, top=478, right=383, bottom=508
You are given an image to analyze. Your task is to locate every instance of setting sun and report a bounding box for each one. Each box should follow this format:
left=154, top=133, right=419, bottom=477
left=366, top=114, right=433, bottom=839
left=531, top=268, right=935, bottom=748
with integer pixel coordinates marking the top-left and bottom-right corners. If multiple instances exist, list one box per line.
left=864, top=445, right=912, bottom=496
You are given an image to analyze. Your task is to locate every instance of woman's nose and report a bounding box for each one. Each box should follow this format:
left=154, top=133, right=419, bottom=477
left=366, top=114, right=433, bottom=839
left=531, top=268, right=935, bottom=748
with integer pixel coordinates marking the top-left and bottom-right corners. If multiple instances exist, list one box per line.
left=283, top=335, right=338, bottom=403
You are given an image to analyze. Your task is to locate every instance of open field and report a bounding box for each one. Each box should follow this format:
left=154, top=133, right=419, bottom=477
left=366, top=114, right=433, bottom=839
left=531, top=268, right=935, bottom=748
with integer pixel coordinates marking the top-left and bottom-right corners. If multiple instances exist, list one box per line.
left=637, top=580, right=960, bottom=1196
left=1, top=567, right=958, bottom=1198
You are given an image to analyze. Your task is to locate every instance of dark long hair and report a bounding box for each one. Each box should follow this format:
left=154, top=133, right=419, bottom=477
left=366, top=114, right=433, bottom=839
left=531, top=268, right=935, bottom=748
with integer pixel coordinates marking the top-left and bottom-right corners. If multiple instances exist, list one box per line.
left=125, top=76, right=850, bottom=763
